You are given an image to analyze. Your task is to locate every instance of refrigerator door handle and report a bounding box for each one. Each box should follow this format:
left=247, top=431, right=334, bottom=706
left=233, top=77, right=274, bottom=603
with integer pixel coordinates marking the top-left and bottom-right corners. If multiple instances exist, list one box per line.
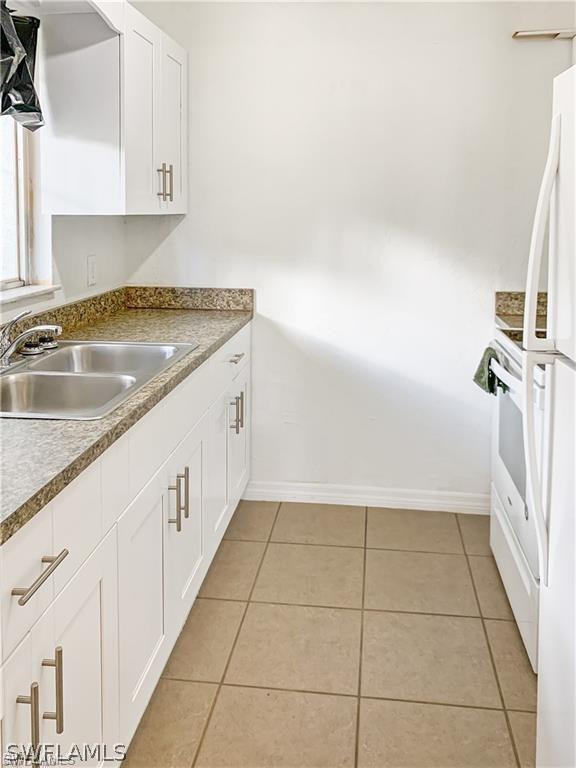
left=523, top=113, right=561, bottom=353
left=522, top=350, right=552, bottom=586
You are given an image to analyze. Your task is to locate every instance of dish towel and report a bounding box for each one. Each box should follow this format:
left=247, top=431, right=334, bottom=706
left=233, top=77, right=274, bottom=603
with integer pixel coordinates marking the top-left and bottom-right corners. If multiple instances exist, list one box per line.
left=473, top=347, right=508, bottom=395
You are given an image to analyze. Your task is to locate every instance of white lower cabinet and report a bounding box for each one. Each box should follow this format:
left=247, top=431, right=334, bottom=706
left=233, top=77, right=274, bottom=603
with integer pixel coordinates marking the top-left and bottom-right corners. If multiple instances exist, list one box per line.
left=1, top=530, right=119, bottom=767
left=227, top=364, right=251, bottom=504
left=204, top=392, right=232, bottom=559
left=204, top=361, right=251, bottom=560
left=0, top=323, right=252, bottom=760
left=164, top=415, right=208, bottom=642
left=117, top=474, right=166, bottom=744
left=1, top=635, right=33, bottom=765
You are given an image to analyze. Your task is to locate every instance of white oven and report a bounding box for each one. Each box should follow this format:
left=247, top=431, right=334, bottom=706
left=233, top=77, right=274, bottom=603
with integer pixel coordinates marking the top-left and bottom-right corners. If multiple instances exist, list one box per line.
left=490, top=336, right=547, bottom=671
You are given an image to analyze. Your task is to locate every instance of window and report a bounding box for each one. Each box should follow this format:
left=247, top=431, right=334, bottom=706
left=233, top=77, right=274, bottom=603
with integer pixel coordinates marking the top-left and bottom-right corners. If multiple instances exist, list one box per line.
left=1, top=119, right=30, bottom=290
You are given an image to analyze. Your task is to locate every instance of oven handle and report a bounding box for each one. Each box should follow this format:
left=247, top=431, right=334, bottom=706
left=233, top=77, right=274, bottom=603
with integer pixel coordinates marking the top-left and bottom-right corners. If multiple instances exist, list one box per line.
left=490, top=358, right=546, bottom=410
left=522, top=350, right=550, bottom=586
left=490, top=359, right=522, bottom=395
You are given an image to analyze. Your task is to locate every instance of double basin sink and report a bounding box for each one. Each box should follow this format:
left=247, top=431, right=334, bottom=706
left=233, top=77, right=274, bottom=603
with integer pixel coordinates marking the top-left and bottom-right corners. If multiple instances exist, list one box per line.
left=0, top=341, right=198, bottom=420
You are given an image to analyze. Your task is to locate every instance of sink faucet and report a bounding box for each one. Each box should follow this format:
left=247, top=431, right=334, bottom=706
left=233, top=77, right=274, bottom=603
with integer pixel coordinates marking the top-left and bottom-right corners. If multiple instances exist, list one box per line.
left=0, top=310, right=62, bottom=369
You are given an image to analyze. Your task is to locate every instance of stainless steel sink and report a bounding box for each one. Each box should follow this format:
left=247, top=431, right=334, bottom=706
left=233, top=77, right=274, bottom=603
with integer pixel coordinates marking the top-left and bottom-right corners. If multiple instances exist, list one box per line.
left=28, top=342, right=184, bottom=374
left=0, top=341, right=198, bottom=420
left=0, top=372, right=137, bottom=420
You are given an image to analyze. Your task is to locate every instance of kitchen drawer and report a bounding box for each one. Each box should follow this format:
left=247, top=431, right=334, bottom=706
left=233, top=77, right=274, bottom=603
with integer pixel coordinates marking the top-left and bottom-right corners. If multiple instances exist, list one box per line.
left=210, top=324, right=252, bottom=397
left=52, top=461, right=103, bottom=595
left=490, top=486, right=538, bottom=671
left=492, top=455, right=540, bottom=579
left=0, top=505, right=54, bottom=663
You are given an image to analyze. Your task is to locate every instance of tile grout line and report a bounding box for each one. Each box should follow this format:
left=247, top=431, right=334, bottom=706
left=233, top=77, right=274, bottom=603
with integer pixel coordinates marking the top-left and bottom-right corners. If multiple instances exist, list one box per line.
left=455, top=514, right=522, bottom=768
left=354, top=507, right=368, bottom=768
left=194, top=594, right=517, bottom=622
left=225, top=535, right=495, bottom=557
left=160, top=676, right=534, bottom=715
left=190, top=501, right=282, bottom=768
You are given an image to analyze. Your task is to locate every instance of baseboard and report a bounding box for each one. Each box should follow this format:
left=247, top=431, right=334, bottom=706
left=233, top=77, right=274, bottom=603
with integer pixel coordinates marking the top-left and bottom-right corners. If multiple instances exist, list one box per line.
left=243, top=481, right=490, bottom=515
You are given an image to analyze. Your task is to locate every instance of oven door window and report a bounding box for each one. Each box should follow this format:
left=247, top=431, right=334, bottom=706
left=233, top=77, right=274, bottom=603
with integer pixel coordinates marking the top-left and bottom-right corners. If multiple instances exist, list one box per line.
left=499, top=390, right=526, bottom=501
left=495, top=385, right=541, bottom=579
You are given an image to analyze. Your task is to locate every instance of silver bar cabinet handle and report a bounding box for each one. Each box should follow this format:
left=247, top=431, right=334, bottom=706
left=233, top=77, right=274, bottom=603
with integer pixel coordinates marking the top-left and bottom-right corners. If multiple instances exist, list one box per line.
left=238, top=390, right=245, bottom=429
left=183, top=466, right=190, bottom=519
left=17, top=682, right=40, bottom=755
left=230, top=396, right=241, bottom=435
left=157, top=163, right=167, bottom=200
left=12, top=550, right=69, bottom=606
left=42, top=646, right=64, bottom=734
left=167, top=164, right=174, bottom=202
left=168, top=475, right=183, bottom=532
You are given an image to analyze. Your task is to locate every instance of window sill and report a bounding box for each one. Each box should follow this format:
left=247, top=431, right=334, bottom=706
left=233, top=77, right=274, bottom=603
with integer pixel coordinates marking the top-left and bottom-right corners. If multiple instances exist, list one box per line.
left=0, top=284, right=61, bottom=306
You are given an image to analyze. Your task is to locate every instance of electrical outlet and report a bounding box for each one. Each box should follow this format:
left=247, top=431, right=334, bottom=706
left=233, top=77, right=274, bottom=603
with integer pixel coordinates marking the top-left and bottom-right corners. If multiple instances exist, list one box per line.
left=87, top=254, right=97, bottom=287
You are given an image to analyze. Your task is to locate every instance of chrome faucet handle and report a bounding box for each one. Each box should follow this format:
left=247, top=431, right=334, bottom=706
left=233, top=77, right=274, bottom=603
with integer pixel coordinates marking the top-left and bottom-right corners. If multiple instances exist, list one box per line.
left=0, top=310, right=31, bottom=354
left=0, top=323, right=62, bottom=369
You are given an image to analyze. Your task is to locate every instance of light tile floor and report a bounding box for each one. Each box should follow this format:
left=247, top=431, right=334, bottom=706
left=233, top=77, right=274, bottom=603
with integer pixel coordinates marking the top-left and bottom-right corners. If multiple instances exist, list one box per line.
left=124, top=501, right=537, bottom=768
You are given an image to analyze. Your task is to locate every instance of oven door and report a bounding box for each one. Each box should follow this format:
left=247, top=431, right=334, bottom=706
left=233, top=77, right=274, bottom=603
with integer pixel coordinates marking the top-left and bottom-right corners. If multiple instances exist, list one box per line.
left=491, top=354, right=544, bottom=580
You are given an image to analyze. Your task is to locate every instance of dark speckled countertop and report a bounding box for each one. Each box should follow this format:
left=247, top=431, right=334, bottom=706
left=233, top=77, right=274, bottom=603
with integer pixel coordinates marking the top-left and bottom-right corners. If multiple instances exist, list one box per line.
left=494, top=292, right=547, bottom=345
left=495, top=291, right=547, bottom=330
left=1, top=293, right=253, bottom=544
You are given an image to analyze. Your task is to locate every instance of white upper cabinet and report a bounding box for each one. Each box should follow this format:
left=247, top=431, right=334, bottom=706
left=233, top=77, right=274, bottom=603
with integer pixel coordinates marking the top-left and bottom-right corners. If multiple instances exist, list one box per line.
left=123, top=6, right=162, bottom=215
left=158, top=34, right=188, bottom=214
left=40, top=3, right=188, bottom=215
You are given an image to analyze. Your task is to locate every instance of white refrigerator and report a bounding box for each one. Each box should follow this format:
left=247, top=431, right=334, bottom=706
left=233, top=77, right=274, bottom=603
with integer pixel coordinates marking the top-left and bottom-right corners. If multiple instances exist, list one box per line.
left=522, top=64, right=576, bottom=767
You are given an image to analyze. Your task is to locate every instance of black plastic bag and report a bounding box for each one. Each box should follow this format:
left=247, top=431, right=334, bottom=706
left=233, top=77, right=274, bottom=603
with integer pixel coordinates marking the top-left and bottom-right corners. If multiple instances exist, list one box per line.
left=1, top=0, right=43, bottom=130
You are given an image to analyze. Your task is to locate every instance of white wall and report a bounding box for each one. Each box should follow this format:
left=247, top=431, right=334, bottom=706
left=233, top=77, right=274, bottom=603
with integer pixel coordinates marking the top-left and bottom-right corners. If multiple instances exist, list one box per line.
left=52, top=217, right=130, bottom=300
left=127, top=2, right=571, bottom=510
left=0, top=216, right=132, bottom=321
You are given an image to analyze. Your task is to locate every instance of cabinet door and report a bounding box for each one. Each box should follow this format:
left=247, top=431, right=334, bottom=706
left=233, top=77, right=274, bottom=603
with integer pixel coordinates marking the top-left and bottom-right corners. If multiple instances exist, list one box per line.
left=0, top=635, right=34, bottom=766
left=117, top=474, right=167, bottom=744
left=164, top=416, right=207, bottom=641
left=32, top=528, right=119, bottom=767
left=204, top=392, right=231, bottom=559
left=227, top=365, right=251, bottom=508
left=159, top=34, right=188, bottom=214
left=40, top=12, right=122, bottom=215
left=124, top=4, right=162, bottom=214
